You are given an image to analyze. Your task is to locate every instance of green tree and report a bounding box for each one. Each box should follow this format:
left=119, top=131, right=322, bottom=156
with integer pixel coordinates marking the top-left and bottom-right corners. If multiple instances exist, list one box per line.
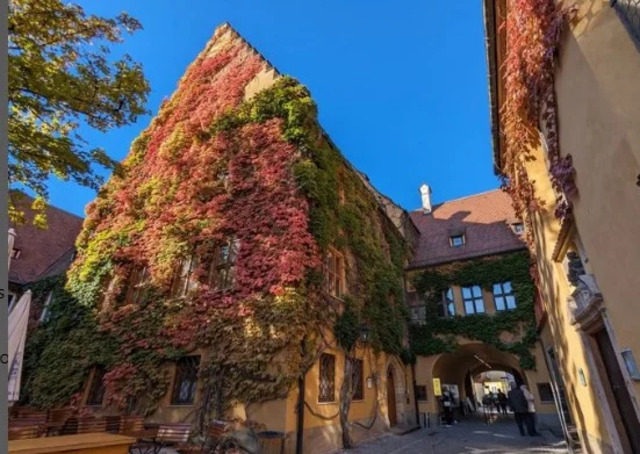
left=8, top=0, right=150, bottom=225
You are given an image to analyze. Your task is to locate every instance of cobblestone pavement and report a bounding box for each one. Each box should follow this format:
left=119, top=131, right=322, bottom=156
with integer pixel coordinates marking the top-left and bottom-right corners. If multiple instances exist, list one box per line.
left=335, top=417, right=568, bottom=454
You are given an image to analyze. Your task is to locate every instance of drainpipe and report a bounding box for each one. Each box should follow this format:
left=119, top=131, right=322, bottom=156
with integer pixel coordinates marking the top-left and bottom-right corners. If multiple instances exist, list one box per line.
left=295, top=339, right=306, bottom=454
left=411, top=362, right=420, bottom=427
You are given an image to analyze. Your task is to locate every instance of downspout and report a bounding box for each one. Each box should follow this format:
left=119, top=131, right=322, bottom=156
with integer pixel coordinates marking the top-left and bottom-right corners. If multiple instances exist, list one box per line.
left=295, top=338, right=306, bottom=454
left=411, top=362, right=420, bottom=427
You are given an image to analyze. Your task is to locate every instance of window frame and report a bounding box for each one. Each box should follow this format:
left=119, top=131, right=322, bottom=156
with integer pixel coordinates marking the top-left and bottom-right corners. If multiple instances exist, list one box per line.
left=449, top=234, right=465, bottom=247
left=462, top=285, right=485, bottom=315
left=318, top=353, right=336, bottom=403
left=86, top=366, right=107, bottom=407
left=493, top=281, right=517, bottom=311
left=324, top=250, right=346, bottom=299
left=536, top=382, right=555, bottom=403
left=415, top=385, right=428, bottom=402
left=10, top=248, right=21, bottom=259
left=170, top=355, right=201, bottom=406
left=438, top=288, right=456, bottom=317
left=172, top=254, right=197, bottom=297
left=203, top=237, right=239, bottom=292
left=126, top=266, right=150, bottom=304
left=621, top=349, right=640, bottom=381
left=512, top=222, right=525, bottom=235
left=351, top=358, right=364, bottom=401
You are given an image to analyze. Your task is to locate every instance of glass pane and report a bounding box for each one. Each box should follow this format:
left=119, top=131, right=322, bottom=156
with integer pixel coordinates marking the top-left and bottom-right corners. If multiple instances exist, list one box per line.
left=493, top=283, right=502, bottom=295
left=447, top=302, right=456, bottom=317
left=472, top=286, right=482, bottom=297
left=475, top=299, right=485, bottom=313
left=445, top=288, right=453, bottom=301
left=506, top=295, right=517, bottom=309
left=462, top=287, right=472, bottom=299
left=465, top=300, right=475, bottom=314
left=495, top=296, right=505, bottom=311
left=503, top=281, right=512, bottom=294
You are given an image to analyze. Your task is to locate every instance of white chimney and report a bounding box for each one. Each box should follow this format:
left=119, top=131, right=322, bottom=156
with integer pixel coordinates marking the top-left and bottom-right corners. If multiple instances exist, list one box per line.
left=419, top=184, right=432, bottom=214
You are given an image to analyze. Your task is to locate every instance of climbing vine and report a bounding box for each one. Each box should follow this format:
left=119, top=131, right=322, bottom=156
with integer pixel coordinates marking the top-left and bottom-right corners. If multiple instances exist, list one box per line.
left=500, top=0, right=578, bottom=237
left=22, top=27, right=409, bottom=429
left=408, top=251, right=538, bottom=370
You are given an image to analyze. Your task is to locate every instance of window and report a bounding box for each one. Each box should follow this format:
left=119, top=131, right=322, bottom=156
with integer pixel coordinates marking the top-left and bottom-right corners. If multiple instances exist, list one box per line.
left=438, top=288, right=456, bottom=317
left=462, top=285, right=485, bottom=314
left=493, top=281, right=517, bottom=311
left=10, top=248, right=21, bottom=259
left=126, top=266, right=150, bottom=304
left=410, top=306, right=426, bottom=323
left=203, top=238, right=239, bottom=291
left=172, top=255, right=197, bottom=297
left=171, top=356, right=200, bottom=405
left=415, top=385, right=428, bottom=401
left=86, top=366, right=106, bottom=406
left=325, top=251, right=345, bottom=299
left=612, top=0, right=640, bottom=46
left=511, top=223, right=525, bottom=235
left=40, top=291, right=53, bottom=323
left=7, top=292, right=17, bottom=310
left=537, top=383, right=554, bottom=403
left=622, top=349, right=640, bottom=380
left=450, top=234, right=465, bottom=247
left=351, top=358, right=364, bottom=400
left=318, top=353, right=336, bottom=403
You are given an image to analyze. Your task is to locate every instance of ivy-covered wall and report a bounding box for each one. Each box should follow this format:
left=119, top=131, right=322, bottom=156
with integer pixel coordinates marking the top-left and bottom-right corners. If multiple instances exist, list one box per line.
left=408, top=250, right=538, bottom=370
left=21, top=25, right=410, bottom=419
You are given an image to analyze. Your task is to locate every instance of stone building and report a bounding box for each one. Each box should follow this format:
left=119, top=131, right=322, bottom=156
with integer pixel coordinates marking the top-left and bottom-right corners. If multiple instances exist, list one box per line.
left=24, top=23, right=419, bottom=454
left=483, top=0, right=640, bottom=452
left=406, top=188, right=560, bottom=430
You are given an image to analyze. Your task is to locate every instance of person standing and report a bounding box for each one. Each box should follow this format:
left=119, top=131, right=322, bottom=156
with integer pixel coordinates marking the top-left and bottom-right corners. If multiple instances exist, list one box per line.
left=521, top=385, right=540, bottom=436
left=497, top=389, right=508, bottom=415
left=507, top=382, right=532, bottom=436
left=441, top=388, right=454, bottom=427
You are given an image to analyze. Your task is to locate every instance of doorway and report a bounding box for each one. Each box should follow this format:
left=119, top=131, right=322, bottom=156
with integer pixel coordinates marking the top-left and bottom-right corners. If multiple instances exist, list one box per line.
left=592, top=328, right=640, bottom=453
left=387, top=367, right=397, bottom=427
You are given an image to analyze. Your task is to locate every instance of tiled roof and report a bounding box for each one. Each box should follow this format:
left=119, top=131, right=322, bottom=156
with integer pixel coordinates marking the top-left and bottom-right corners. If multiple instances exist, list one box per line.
left=9, top=196, right=84, bottom=285
left=408, top=189, right=525, bottom=269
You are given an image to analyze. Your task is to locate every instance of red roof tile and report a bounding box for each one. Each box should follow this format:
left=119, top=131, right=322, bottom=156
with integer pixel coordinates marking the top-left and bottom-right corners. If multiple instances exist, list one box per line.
left=9, top=196, right=84, bottom=284
left=408, top=189, right=525, bottom=268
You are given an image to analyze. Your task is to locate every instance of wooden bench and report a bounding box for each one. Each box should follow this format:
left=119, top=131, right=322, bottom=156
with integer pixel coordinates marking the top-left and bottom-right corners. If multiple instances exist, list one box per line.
left=61, top=417, right=108, bottom=435
left=154, top=423, right=192, bottom=453
left=8, top=425, right=42, bottom=441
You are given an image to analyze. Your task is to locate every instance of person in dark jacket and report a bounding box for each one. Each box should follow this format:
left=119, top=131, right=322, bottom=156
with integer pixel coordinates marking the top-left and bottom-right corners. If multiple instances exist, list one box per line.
left=497, top=389, right=508, bottom=415
left=507, top=382, right=538, bottom=436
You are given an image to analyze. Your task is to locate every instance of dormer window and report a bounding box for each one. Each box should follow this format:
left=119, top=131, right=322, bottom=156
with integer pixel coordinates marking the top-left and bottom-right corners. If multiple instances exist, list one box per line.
left=511, top=223, right=525, bottom=235
left=450, top=234, right=465, bottom=247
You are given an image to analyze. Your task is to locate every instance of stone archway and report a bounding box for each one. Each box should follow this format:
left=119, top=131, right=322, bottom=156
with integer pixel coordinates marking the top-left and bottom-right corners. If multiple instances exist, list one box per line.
left=431, top=342, right=528, bottom=411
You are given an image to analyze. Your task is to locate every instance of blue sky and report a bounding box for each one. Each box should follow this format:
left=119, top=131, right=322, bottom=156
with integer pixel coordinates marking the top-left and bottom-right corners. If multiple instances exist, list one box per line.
left=45, top=0, right=500, bottom=218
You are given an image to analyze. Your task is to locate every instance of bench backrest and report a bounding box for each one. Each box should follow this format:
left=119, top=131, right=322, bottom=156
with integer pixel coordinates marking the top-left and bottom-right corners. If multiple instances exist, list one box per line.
left=47, top=407, right=75, bottom=423
left=105, top=415, right=122, bottom=433
left=157, top=423, right=191, bottom=444
left=120, top=416, right=145, bottom=433
left=208, top=420, right=228, bottom=443
left=9, top=425, right=41, bottom=440
left=61, top=417, right=108, bottom=435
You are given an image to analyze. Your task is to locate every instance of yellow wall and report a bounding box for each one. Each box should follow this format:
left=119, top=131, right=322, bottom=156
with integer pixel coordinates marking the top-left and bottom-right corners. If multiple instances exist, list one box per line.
left=509, top=3, right=640, bottom=452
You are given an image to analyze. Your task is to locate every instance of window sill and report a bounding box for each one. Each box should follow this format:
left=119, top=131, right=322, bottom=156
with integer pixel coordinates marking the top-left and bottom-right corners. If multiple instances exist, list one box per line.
left=168, top=404, right=195, bottom=408
left=351, top=399, right=365, bottom=403
left=317, top=401, right=338, bottom=406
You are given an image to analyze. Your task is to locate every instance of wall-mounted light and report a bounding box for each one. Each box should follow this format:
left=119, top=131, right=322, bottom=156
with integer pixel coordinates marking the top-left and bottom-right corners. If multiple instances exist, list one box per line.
left=366, top=377, right=373, bottom=389
left=578, top=368, right=587, bottom=387
left=359, top=324, right=370, bottom=343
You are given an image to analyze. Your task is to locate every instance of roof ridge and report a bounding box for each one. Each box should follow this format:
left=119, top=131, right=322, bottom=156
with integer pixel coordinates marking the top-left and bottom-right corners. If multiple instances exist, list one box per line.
left=409, top=188, right=504, bottom=212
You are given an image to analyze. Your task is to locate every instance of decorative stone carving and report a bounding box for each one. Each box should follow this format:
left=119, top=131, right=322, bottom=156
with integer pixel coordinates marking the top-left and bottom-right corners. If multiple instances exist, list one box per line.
left=568, top=273, right=603, bottom=327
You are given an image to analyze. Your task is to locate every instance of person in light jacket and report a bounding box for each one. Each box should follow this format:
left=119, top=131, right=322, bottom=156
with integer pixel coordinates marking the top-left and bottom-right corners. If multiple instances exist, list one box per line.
left=521, top=385, right=540, bottom=435
left=507, top=382, right=538, bottom=436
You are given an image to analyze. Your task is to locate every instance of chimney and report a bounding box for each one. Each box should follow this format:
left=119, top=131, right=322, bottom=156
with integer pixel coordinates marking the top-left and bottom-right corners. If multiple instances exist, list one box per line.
left=419, top=184, right=432, bottom=214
